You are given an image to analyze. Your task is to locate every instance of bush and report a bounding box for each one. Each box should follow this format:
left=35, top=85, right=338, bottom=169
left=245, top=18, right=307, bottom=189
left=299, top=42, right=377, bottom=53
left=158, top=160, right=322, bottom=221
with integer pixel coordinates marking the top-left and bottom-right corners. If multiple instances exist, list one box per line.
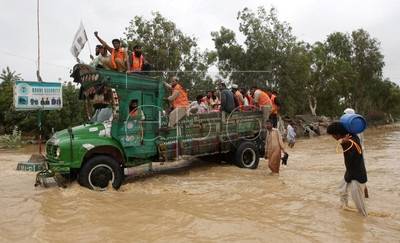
left=0, top=126, right=22, bottom=148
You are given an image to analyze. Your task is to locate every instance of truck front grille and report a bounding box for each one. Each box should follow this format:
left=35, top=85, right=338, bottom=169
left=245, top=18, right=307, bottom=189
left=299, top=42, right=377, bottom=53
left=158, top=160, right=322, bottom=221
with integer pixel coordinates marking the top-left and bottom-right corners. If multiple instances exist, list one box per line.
left=46, top=143, right=58, bottom=158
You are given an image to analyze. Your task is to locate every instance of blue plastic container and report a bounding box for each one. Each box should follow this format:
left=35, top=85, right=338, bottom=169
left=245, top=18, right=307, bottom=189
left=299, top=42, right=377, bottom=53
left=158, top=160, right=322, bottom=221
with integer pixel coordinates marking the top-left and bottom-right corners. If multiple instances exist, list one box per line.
left=340, top=113, right=367, bottom=134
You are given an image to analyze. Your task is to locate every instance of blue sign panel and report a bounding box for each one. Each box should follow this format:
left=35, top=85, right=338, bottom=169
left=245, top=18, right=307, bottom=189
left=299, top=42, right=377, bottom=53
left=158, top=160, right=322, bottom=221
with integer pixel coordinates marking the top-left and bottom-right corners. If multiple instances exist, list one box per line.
left=14, top=81, right=63, bottom=110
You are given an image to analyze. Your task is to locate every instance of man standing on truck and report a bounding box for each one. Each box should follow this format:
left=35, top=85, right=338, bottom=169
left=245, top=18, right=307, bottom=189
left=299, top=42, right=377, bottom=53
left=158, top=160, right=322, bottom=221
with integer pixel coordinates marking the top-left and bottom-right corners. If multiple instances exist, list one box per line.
left=163, top=76, right=189, bottom=127
left=251, top=86, right=272, bottom=124
left=94, top=31, right=127, bottom=72
left=218, top=82, right=235, bottom=120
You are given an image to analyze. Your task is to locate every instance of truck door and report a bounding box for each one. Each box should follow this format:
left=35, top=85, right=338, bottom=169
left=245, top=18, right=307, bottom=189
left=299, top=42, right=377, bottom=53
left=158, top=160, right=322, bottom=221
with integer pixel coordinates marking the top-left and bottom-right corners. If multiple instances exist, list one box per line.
left=115, top=91, right=158, bottom=159
left=118, top=91, right=143, bottom=148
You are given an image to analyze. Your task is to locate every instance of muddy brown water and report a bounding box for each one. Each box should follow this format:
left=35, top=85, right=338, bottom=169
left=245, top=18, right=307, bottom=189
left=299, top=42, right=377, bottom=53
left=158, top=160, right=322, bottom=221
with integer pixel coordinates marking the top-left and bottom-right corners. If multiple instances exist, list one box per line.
left=0, top=127, right=399, bottom=242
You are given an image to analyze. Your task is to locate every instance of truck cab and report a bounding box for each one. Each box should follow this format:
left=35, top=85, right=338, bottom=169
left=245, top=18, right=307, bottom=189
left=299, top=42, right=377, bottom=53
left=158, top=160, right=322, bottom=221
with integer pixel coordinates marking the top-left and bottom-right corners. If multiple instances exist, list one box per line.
left=44, top=64, right=265, bottom=190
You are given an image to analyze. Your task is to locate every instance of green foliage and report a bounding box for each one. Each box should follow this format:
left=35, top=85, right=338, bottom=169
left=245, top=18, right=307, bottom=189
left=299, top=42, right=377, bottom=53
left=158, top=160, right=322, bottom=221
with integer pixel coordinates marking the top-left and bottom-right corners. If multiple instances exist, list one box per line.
left=41, top=82, right=86, bottom=137
left=211, top=6, right=400, bottom=118
left=0, top=67, right=86, bottom=138
left=124, top=11, right=213, bottom=98
left=0, top=126, right=22, bottom=148
left=211, top=7, right=307, bottom=115
left=1, top=6, right=400, bottom=135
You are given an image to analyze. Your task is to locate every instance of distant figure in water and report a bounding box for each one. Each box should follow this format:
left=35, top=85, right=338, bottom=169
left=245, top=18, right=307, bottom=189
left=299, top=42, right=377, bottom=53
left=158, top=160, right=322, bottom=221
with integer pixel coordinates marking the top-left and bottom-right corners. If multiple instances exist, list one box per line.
left=286, top=121, right=296, bottom=148
left=327, top=122, right=368, bottom=216
left=265, top=120, right=286, bottom=174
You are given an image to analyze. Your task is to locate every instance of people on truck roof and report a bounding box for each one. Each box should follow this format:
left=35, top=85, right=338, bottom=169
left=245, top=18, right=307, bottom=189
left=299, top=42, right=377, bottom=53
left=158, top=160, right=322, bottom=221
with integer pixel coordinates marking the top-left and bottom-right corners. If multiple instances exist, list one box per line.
left=89, top=45, right=102, bottom=62
left=129, top=45, right=147, bottom=73
left=91, top=45, right=111, bottom=70
left=163, top=76, right=189, bottom=127
left=94, top=31, right=128, bottom=72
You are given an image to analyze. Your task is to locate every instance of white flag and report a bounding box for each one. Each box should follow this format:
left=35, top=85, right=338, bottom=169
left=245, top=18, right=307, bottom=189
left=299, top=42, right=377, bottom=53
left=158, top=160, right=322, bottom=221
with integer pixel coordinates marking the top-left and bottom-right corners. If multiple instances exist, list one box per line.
left=70, top=22, right=88, bottom=58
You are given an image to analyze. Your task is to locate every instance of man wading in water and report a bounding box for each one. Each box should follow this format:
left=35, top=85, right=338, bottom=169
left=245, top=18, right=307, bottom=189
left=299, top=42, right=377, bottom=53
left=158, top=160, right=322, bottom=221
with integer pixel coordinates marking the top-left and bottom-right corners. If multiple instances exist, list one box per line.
left=265, top=120, right=286, bottom=174
left=327, top=122, right=368, bottom=216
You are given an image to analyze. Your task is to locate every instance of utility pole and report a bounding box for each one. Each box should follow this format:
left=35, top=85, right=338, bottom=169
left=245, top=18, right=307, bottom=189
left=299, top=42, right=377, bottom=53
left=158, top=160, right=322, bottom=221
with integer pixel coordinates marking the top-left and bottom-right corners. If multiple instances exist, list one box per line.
left=36, top=0, right=43, bottom=82
left=36, top=0, right=43, bottom=159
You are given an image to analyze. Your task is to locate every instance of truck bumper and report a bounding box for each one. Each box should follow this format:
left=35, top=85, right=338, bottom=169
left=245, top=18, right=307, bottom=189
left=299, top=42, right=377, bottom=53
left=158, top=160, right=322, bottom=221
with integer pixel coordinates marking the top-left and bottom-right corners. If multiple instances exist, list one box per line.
left=46, top=158, right=71, bottom=174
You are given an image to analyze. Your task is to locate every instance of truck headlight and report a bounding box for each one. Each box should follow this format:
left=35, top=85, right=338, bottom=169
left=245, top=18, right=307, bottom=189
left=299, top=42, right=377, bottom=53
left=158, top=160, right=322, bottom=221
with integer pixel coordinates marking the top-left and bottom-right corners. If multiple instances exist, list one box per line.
left=56, top=147, right=61, bottom=158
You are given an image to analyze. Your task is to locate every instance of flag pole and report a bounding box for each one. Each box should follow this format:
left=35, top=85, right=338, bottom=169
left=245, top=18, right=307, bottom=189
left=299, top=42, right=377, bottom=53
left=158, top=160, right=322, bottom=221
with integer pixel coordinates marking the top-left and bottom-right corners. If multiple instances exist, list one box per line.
left=82, top=21, right=93, bottom=57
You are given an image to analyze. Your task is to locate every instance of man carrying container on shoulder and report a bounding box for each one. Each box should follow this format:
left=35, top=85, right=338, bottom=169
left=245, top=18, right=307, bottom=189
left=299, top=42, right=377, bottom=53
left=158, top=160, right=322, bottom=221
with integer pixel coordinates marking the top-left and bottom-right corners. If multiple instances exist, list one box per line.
left=163, top=76, right=189, bottom=127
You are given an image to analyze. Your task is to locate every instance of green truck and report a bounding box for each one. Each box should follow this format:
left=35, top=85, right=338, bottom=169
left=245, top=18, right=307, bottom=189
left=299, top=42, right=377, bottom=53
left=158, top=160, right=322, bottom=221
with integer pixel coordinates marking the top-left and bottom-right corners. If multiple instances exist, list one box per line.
left=38, top=64, right=266, bottom=190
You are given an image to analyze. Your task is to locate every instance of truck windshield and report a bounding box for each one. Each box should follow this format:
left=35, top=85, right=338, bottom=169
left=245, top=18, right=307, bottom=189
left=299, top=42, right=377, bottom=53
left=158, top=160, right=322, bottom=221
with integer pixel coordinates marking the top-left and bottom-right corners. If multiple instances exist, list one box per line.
left=90, top=107, right=112, bottom=123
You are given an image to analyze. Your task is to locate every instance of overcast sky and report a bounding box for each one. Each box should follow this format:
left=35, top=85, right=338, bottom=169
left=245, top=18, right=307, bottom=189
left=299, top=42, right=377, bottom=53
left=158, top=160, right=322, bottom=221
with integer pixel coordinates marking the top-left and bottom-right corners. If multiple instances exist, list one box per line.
left=1, top=0, right=399, bottom=84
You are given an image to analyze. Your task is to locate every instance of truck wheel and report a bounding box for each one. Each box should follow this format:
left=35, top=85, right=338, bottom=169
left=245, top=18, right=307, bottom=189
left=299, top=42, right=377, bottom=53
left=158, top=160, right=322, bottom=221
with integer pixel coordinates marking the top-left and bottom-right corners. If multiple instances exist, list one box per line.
left=79, top=155, right=123, bottom=191
left=234, top=142, right=259, bottom=169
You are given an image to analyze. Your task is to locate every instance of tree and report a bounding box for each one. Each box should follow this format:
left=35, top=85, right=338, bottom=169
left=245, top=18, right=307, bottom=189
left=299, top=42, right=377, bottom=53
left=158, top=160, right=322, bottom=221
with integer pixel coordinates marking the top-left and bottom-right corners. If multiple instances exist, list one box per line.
left=124, top=12, right=213, bottom=97
left=42, top=82, right=86, bottom=137
left=211, top=7, right=306, bottom=116
left=350, top=29, right=384, bottom=114
left=323, top=30, right=384, bottom=115
left=0, top=67, right=29, bottom=133
left=0, top=67, right=86, bottom=137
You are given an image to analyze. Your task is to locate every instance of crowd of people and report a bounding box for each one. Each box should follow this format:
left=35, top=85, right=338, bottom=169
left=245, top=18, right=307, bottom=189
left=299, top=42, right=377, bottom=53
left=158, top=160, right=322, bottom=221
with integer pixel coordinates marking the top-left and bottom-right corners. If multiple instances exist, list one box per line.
left=160, top=76, right=281, bottom=129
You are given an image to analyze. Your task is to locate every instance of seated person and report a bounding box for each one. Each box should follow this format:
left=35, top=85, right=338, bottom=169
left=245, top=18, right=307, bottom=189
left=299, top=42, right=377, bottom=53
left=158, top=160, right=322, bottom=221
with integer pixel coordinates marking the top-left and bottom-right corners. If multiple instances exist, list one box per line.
left=189, top=95, right=208, bottom=114
left=205, top=90, right=220, bottom=110
left=129, top=100, right=145, bottom=120
left=94, top=31, right=127, bottom=72
left=129, top=45, right=147, bottom=72
left=91, top=45, right=111, bottom=69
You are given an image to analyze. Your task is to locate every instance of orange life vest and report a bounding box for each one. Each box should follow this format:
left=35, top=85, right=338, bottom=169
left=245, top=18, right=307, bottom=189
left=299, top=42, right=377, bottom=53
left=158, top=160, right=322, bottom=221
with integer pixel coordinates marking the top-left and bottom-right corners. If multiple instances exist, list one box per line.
left=110, top=48, right=126, bottom=70
left=257, top=89, right=272, bottom=107
left=172, top=84, right=189, bottom=108
left=130, top=109, right=138, bottom=118
left=131, top=54, right=144, bottom=72
left=247, top=95, right=254, bottom=106
left=271, top=94, right=279, bottom=114
left=235, top=90, right=244, bottom=110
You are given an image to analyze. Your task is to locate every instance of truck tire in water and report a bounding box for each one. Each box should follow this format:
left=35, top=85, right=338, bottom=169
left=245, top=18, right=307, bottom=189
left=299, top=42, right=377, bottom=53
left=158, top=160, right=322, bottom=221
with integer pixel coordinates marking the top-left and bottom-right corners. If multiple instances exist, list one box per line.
left=234, top=142, right=259, bottom=169
left=78, top=155, right=123, bottom=191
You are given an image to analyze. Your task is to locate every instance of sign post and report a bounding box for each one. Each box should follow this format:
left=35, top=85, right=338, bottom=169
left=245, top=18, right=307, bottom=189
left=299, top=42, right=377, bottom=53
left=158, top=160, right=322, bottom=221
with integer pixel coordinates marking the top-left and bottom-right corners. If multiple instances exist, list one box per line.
left=14, top=81, right=63, bottom=171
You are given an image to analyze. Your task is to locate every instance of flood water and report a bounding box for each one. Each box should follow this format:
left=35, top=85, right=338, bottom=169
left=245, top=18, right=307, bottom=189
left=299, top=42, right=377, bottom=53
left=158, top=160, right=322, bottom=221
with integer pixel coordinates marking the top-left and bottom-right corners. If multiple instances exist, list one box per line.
left=0, top=127, right=399, bottom=242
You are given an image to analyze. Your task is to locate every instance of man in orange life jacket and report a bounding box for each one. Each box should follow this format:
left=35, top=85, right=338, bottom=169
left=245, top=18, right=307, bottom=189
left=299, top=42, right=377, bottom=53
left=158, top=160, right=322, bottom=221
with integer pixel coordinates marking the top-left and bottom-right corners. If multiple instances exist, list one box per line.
left=94, top=31, right=127, bottom=72
left=231, top=84, right=244, bottom=110
left=269, top=90, right=280, bottom=128
left=163, top=76, right=189, bottom=127
left=250, top=86, right=272, bottom=124
left=129, top=45, right=146, bottom=73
